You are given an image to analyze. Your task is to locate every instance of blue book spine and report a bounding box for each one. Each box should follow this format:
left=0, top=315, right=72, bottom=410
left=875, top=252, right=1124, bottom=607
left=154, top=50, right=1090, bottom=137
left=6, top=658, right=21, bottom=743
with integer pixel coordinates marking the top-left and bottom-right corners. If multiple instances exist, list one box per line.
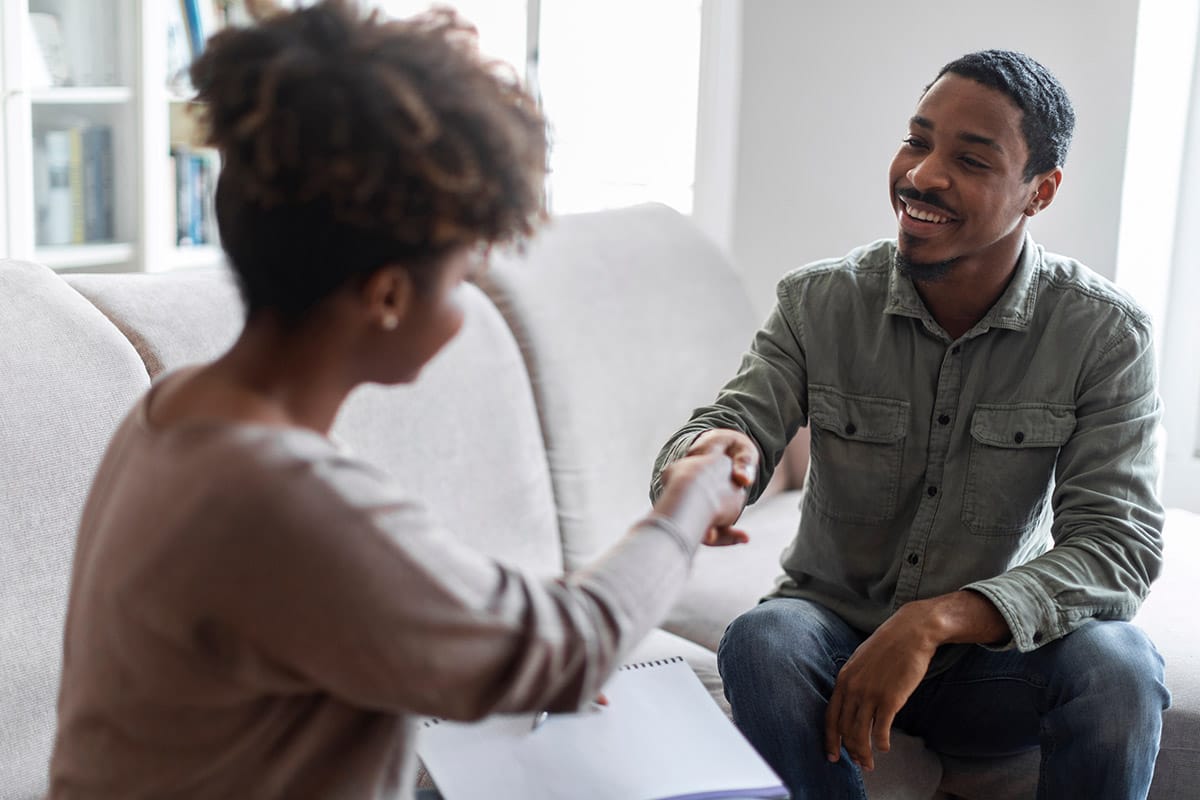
left=82, top=126, right=114, bottom=242
left=172, top=146, right=193, bottom=245
left=189, top=153, right=203, bottom=245
left=182, top=0, right=205, bottom=56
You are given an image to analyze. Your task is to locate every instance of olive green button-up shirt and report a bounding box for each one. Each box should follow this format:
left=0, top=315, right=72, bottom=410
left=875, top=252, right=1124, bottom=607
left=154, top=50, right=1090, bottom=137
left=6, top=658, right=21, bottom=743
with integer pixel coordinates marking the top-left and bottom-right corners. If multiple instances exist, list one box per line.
left=653, top=235, right=1163, bottom=664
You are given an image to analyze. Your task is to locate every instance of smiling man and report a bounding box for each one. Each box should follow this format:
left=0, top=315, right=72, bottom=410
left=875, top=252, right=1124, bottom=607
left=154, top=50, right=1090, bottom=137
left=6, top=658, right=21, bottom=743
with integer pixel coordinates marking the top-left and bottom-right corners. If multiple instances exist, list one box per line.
left=651, top=50, right=1170, bottom=799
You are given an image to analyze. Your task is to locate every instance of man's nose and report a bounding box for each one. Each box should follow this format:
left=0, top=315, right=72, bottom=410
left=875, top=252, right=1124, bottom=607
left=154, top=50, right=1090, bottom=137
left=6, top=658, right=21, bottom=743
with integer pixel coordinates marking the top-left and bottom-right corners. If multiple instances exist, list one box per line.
left=906, top=155, right=951, bottom=193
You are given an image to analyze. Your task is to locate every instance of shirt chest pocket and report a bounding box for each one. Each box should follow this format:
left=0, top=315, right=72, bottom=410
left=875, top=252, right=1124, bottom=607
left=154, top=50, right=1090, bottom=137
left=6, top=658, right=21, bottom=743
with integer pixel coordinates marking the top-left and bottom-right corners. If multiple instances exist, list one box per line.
left=962, top=404, right=1076, bottom=536
left=807, top=386, right=910, bottom=525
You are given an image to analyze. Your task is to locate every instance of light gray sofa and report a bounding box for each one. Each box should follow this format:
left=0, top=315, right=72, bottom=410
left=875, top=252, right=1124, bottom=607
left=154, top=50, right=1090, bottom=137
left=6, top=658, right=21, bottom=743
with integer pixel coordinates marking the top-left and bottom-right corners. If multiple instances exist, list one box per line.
left=1, top=203, right=1196, bottom=799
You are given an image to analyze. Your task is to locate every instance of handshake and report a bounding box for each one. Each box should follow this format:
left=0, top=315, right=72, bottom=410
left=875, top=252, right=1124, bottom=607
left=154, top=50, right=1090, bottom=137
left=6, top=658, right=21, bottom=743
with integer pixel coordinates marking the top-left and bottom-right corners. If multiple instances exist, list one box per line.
left=657, top=429, right=761, bottom=548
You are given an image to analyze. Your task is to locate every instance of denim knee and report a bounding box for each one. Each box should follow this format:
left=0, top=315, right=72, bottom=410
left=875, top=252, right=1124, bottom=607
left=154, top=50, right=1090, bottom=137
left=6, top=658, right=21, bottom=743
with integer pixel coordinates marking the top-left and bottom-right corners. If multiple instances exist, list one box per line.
left=722, top=600, right=821, bottom=673
left=718, top=599, right=859, bottom=692
left=1050, top=621, right=1170, bottom=716
left=720, top=602, right=798, bottom=665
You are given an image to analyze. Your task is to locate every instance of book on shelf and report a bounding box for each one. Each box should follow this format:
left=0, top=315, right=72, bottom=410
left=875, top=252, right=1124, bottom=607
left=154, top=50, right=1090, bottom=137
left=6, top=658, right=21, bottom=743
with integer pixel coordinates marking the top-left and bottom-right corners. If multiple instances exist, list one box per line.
left=180, top=0, right=222, bottom=58
left=68, top=129, right=85, bottom=243
left=170, top=145, right=221, bottom=247
left=82, top=127, right=115, bottom=242
left=36, top=125, right=115, bottom=247
left=169, top=2, right=256, bottom=95
left=41, top=131, right=72, bottom=246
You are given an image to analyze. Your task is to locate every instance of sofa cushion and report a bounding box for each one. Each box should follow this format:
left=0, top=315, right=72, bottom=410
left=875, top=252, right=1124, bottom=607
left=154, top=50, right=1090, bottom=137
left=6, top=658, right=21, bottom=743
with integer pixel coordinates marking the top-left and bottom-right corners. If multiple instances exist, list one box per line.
left=332, top=286, right=563, bottom=574
left=663, top=488, right=802, bottom=652
left=1140, top=507, right=1200, bottom=799
left=0, top=260, right=151, bottom=798
left=65, top=268, right=243, bottom=379
left=479, top=203, right=764, bottom=571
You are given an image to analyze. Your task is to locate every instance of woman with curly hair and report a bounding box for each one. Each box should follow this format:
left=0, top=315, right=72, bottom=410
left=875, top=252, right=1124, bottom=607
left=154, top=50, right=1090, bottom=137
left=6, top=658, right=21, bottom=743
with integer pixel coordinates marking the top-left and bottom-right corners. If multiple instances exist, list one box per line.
left=47, top=2, right=752, bottom=797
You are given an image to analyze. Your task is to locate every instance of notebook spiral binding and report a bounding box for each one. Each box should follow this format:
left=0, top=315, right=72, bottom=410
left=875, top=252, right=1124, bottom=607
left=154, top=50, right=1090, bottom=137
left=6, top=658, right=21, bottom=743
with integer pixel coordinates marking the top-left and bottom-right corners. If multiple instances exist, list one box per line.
left=618, top=655, right=685, bottom=670
left=420, top=655, right=688, bottom=728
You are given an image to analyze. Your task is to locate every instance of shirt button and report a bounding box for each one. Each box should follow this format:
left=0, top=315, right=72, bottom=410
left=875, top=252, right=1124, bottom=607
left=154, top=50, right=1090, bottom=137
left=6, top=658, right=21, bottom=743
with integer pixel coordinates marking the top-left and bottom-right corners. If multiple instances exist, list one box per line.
left=1032, top=631, right=1044, bottom=644
left=1014, top=431, right=1025, bottom=443
left=951, top=345, right=961, bottom=355
left=844, top=423, right=857, bottom=435
left=938, top=414, right=951, bottom=425
left=926, top=485, right=938, bottom=497
left=907, top=553, right=920, bottom=566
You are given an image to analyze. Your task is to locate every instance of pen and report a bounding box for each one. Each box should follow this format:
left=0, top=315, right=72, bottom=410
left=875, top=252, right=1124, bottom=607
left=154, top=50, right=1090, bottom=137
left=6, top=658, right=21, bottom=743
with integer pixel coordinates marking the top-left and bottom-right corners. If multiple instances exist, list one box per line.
left=530, top=701, right=604, bottom=732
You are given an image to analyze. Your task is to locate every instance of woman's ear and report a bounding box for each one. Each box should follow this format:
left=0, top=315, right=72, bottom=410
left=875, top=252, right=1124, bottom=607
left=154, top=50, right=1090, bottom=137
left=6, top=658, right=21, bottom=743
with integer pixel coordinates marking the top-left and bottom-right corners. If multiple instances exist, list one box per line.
left=362, top=266, right=414, bottom=333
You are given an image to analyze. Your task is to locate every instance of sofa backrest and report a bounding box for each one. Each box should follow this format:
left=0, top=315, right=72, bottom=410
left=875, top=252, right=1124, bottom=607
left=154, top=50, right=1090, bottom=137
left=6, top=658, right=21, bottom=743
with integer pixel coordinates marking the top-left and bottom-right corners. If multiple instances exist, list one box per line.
left=65, top=269, right=245, bottom=379
left=67, top=270, right=563, bottom=574
left=0, top=260, right=151, bottom=799
left=332, top=287, right=563, bottom=574
left=479, top=204, right=765, bottom=570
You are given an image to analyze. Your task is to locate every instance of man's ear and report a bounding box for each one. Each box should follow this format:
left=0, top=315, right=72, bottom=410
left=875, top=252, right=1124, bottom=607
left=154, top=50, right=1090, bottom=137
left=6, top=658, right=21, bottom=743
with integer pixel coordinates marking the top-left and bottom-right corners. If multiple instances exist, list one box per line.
left=362, top=266, right=414, bottom=332
left=1025, top=168, right=1063, bottom=216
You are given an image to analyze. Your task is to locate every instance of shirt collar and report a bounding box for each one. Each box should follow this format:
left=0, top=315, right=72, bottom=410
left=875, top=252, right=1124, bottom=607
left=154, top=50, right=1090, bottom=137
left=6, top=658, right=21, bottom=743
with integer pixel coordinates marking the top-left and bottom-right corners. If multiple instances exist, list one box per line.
left=883, top=232, right=1041, bottom=334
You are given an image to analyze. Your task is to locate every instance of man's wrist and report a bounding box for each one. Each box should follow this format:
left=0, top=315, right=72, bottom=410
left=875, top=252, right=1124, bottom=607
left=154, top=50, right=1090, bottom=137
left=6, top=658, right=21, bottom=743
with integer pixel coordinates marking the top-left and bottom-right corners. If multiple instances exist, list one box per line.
left=913, top=590, right=1011, bottom=648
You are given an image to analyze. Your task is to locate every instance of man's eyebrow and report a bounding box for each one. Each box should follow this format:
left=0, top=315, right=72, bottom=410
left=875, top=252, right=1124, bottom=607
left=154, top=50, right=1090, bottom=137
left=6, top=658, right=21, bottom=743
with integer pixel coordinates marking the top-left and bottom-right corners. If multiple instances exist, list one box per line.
left=909, top=115, right=1004, bottom=153
left=959, top=131, right=1004, bottom=153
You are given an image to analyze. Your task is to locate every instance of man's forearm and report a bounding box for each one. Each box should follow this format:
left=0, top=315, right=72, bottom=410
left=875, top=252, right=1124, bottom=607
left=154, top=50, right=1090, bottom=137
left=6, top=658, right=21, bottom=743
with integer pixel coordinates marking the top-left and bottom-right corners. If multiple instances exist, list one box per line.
left=908, top=589, right=1011, bottom=647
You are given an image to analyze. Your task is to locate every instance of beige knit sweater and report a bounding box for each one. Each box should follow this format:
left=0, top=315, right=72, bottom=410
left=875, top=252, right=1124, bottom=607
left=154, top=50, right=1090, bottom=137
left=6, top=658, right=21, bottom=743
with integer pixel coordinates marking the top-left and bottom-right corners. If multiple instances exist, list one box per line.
left=48, top=388, right=710, bottom=799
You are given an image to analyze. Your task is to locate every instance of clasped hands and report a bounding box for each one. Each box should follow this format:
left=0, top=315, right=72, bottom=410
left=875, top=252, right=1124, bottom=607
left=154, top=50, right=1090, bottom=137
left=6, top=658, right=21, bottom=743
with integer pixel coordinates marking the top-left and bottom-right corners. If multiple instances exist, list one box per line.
left=660, top=428, right=760, bottom=547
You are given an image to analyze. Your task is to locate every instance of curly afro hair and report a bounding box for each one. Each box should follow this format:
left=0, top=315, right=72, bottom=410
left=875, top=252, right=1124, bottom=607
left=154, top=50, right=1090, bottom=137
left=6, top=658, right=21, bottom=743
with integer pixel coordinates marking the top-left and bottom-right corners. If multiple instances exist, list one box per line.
left=189, top=0, right=548, bottom=322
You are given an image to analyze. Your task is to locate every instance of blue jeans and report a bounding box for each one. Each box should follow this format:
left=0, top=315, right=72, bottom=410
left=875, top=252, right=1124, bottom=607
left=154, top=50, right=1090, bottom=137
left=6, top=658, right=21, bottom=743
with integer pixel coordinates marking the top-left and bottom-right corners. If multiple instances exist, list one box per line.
left=718, top=597, right=1170, bottom=800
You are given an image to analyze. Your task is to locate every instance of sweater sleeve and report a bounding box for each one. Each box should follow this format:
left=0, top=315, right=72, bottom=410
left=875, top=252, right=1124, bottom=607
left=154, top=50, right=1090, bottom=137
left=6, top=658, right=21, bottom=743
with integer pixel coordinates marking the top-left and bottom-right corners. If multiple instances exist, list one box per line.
left=196, top=453, right=710, bottom=721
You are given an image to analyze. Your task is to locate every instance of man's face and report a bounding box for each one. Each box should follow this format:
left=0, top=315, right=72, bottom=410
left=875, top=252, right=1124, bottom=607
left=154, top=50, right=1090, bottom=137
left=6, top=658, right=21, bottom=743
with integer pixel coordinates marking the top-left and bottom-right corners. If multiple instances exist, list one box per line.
left=887, top=73, right=1042, bottom=279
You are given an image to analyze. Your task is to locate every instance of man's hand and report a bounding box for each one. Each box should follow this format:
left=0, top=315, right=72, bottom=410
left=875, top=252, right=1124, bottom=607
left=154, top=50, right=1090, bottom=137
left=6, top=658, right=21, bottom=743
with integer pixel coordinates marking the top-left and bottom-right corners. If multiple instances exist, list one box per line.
left=682, top=429, right=759, bottom=544
left=824, top=604, right=938, bottom=771
left=658, top=453, right=750, bottom=546
left=825, top=591, right=1010, bottom=771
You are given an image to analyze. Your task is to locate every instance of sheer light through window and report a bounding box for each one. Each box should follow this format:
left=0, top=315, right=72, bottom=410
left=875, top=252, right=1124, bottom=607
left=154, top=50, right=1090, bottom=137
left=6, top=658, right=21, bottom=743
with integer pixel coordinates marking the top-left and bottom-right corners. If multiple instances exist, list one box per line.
left=373, top=1, right=702, bottom=215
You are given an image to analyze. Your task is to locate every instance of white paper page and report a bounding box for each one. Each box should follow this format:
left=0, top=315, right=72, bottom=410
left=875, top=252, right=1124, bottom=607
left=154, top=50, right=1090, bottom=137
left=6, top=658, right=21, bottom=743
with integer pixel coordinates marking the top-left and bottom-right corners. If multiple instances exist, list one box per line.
left=417, top=659, right=787, bottom=800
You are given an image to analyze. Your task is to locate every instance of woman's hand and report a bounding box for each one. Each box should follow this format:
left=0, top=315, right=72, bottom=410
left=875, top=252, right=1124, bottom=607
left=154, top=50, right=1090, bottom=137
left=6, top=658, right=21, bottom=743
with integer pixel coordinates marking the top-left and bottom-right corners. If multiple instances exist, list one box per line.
left=682, top=429, right=759, bottom=545
left=658, top=430, right=759, bottom=546
left=686, top=429, right=759, bottom=490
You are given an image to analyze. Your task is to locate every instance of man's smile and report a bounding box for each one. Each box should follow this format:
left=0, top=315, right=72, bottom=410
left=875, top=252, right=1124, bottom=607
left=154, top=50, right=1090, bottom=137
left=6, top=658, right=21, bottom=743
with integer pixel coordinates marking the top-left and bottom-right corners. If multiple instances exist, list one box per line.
left=896, top=189, right=959, bottom=224
left=903, top=202, right=954, bottom=223
left=897, top=194, right=960, bottom=236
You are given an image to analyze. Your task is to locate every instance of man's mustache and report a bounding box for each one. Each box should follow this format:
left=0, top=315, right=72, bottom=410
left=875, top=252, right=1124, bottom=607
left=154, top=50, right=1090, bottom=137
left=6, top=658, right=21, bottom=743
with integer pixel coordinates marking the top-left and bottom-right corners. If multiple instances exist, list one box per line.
left=896, top=188, right=957, bottom=216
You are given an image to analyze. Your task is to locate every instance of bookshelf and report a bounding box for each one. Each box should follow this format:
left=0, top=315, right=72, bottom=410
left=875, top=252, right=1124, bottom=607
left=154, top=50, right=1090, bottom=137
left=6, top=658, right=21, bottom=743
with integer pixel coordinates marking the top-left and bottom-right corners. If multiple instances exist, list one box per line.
left=0, top=0, right=230, bottom=273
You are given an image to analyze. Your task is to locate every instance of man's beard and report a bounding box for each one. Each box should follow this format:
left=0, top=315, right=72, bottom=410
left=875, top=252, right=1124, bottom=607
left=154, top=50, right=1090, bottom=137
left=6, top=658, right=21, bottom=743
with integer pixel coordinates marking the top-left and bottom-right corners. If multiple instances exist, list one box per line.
left=895, top=247, right=957, bottom=283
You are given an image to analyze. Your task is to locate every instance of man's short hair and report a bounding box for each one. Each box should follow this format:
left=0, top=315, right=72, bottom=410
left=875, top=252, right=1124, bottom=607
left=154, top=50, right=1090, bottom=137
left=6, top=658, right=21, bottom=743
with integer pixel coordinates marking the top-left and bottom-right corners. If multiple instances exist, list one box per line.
left=929, top=50, right=1075, bottom=182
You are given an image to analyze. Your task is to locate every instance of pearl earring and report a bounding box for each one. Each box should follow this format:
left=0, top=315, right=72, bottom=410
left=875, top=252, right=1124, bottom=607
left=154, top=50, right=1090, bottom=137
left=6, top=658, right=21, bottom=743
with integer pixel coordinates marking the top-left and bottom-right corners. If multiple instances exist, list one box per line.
left=381, top=314, right=399, bottom=331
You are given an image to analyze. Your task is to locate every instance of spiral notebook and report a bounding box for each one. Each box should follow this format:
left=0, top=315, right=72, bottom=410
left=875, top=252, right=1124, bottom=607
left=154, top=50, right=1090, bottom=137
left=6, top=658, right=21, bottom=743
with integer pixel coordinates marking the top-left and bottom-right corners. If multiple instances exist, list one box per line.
left=416, top=656, right=789, bottom=800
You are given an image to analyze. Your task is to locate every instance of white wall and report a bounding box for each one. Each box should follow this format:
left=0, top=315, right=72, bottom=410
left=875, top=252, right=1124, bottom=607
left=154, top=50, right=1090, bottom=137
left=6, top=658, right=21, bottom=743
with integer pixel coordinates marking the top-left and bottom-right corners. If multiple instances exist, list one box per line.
left=729, top=0, right=1141, bottom=315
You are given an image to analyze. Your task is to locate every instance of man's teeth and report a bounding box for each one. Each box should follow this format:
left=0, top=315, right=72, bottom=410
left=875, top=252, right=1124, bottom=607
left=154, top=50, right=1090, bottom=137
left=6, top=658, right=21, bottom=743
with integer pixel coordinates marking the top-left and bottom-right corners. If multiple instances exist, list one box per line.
left=905, top=203, right=951, bottom=223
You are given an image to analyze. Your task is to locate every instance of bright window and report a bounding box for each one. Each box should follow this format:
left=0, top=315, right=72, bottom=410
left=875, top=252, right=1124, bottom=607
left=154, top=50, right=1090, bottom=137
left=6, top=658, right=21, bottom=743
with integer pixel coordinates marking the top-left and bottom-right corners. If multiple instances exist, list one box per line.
left=372, top=1, right=702, bottom=215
